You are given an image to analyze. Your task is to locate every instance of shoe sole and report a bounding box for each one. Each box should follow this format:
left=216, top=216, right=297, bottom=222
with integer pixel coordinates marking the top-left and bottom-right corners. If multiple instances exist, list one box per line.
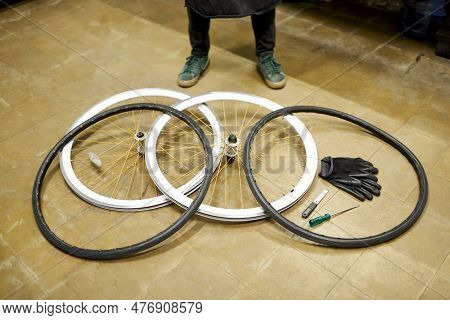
left=177, top=59, right=210, bottom=88
left=257, top=66, right=286, bottom=89
left=265, top=77, right=286, bottom=89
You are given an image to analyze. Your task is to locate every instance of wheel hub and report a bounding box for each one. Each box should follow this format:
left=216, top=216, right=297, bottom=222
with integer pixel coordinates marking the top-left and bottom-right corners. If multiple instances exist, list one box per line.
left=225, top=133, right=239, bottom=163
left=135, top=131, right=147, bottom=154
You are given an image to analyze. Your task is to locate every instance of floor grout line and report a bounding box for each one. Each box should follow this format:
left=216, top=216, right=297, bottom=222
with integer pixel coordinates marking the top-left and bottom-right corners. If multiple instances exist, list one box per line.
left=1, top=0, right=449, bottom=300
left=0, top=235, right=48, bottom=299
left=310, top=210, right=438, bottom=291
left=240, top=244, right=283, bottom=288
left=188, top=247, right=250, bottom=299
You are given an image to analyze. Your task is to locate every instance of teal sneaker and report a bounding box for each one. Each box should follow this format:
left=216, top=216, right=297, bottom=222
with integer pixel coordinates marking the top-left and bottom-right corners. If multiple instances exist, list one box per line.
left=257, top=52, right=286, bottom=89
left=177, top=55, right=210, bottom=88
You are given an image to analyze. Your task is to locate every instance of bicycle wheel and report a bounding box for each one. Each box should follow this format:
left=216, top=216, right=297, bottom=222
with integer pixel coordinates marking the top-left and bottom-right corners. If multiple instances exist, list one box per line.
left=146, top=92, right=318, bottom=221
left=243, top=106, right=428, bottom=248
left=33, top=103, right=214, bottom=260
left=59, top=88, right=221, bottom=211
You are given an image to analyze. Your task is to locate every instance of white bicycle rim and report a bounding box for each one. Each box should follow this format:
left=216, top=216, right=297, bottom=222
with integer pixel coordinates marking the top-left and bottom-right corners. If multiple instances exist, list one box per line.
left=146, top=91, right=318, bottom=221
left=59, top=88, right=222, bottom=211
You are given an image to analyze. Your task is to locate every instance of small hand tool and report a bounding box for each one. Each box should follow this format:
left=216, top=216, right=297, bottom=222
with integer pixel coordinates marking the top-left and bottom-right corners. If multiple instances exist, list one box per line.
left=301, top=189, right=328, bottom=218
left=309, top=205, right=360, bottom=227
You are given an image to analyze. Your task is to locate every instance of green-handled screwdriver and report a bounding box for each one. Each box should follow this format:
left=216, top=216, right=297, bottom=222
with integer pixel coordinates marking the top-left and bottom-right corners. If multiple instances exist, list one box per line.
left=309, top=205, right=360, bottom=227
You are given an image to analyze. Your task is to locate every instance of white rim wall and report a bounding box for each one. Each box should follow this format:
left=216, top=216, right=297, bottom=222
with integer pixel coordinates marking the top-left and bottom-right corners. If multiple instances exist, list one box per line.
left=146, top=91, right=318, bottom=221
left=59, top=88, right=222, bottom=211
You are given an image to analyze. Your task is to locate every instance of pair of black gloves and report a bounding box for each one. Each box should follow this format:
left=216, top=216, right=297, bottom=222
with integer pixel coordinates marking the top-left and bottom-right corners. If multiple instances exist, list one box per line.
left=319, top=157, right=381, bottom=201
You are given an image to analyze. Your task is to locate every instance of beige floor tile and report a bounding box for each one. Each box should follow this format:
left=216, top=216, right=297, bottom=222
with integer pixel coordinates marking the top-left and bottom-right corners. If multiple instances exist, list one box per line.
left=210, top=17, right=255, bottom=61
left=14, top=0, right=78, bottom=23
left=343, top=250, right=426, bottom=299
left=276, top=20, right=324, bottom=77
left=0, top=118, right=63, bottom=170
left=393, top=125, right=447, bottom=170
left=39, top=179, right=95, bottom=228
left=288, top=217, right=365, bottom=277
left=0, top=25, right=12, bottom=40
left=300, top=89, right=403, bottom=134
left=20, top=30, right=89, bottom=63
left=406, top=95, right=450, bottom=141
left=0, top=62, right=28, bottom=99
left=303, top=176, right=338, bottom=204
left=389, top=35, right=435, bottom=56
left=353, top=24, right=395, bottom=46
left=372, top=45, right=420, bottom=72
left=230, top=285, right=262, bottom=300
left=314, top=123, right=383, bottom=160
left=373, top=214, right=450, bottom=285
left=0, top=31, right=21, bottom=52
left=15, top=93, right=70, bottom=128
left=126, top=0, right=188, bottom=35
left=369, top=125, right=447, bottom=201
left=0, top=201, right=44, bottom=254
left=79, top=210, right=176, bottom=251
left=0, top=255, right=34, bottom=299
left=260, top=203, right=309, bottom=239
left=429, top=255, right=450, bottom=299
left=37, top=256, right=87, bottom=292
left=0, top=238, right=34, bottom=299
left=322, top=13, right=363, bottom=33
left=5, top=279, right=46, bottom=300
left=277, top=1, right=309, bottom=15
left=294, top=6, right=336, bottom=25
left=57, top=238, right=193, bottom=299
left=0, top=237, right=14, bottom=263
left=419, top=287, right=446, bottom=300
left=299, top=51, right=356, bottom=88
left=0, top=109, right=34, bottom=143
left=188, top=221, right=282, bottom=282
left=432, top=148, right=450, bottom=181
left=17, top=224, right=87, bottom=281
left=320, top=191, right=408, bottom=239
left=145, top=249, right=241, bottom=299
left=364, top=88, right=424, bottom=123
left=322, top=64, right=381, bottom=106
left=32, top=57, right=99, bottom=92
left=322, top=2, right=380, bottom=23
left=52, top=71, right=116, bottom=105
left=326, top=280, right=370, bottom=300
left=417, top=173, right=450, bottom=225
left=1, top=0, right=449, bottom=301
left=46, top=282, right=81, bottom=300
left=65, top=262, right=150, bottom=299
left=246, top=245, right=339, bottom=299
left=221, top=65, right=315, bottom=107
left=1, top=42, right=61, bottom=76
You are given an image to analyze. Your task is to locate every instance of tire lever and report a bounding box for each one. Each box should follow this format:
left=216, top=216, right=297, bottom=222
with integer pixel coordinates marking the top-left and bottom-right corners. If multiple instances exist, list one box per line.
left=301, top=189, right=328, bottom=218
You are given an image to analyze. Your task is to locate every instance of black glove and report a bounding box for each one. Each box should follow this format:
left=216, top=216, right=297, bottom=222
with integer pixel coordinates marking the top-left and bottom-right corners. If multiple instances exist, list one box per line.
left=319, top=157, right=381, bottom=201
left=319, top=157, right=378, bottom=179
left=326, top=178, right=381, bottom=201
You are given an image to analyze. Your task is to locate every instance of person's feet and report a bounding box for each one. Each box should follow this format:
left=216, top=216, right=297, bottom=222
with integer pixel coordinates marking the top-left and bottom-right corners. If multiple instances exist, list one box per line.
left=177, top=55, right=210, bottom=88
left=257, top=52, right=286, bottom=89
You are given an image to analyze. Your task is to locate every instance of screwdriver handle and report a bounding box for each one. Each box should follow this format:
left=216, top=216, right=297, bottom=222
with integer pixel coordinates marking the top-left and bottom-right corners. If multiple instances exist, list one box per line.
left=309, top=213, right=331, bottom=227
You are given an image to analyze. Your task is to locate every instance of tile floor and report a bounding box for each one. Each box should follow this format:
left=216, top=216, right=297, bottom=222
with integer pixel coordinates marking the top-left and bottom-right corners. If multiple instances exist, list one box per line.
left=0, top=0, right=449, bottom=300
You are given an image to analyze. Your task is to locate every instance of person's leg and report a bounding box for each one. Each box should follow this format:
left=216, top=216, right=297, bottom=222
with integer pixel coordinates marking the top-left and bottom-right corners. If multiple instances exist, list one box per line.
left=178, top=8, right=211, bottom=88
left=251, top=9, right=276, bottom=57
left=188, top=7, right=211, bottom=57
left=252, top=9, right=286, bottom=89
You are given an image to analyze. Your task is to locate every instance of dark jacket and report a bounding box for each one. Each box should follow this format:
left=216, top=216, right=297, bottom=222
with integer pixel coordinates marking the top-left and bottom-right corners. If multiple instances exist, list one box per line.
left=185, top=0, right=281, bottom=18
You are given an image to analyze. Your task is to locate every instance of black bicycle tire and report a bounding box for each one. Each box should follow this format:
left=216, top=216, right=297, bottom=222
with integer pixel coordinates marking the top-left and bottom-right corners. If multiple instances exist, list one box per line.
left=32, top=103, right=214, bottom=260
left=243, top=106, right=428, bottom=248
